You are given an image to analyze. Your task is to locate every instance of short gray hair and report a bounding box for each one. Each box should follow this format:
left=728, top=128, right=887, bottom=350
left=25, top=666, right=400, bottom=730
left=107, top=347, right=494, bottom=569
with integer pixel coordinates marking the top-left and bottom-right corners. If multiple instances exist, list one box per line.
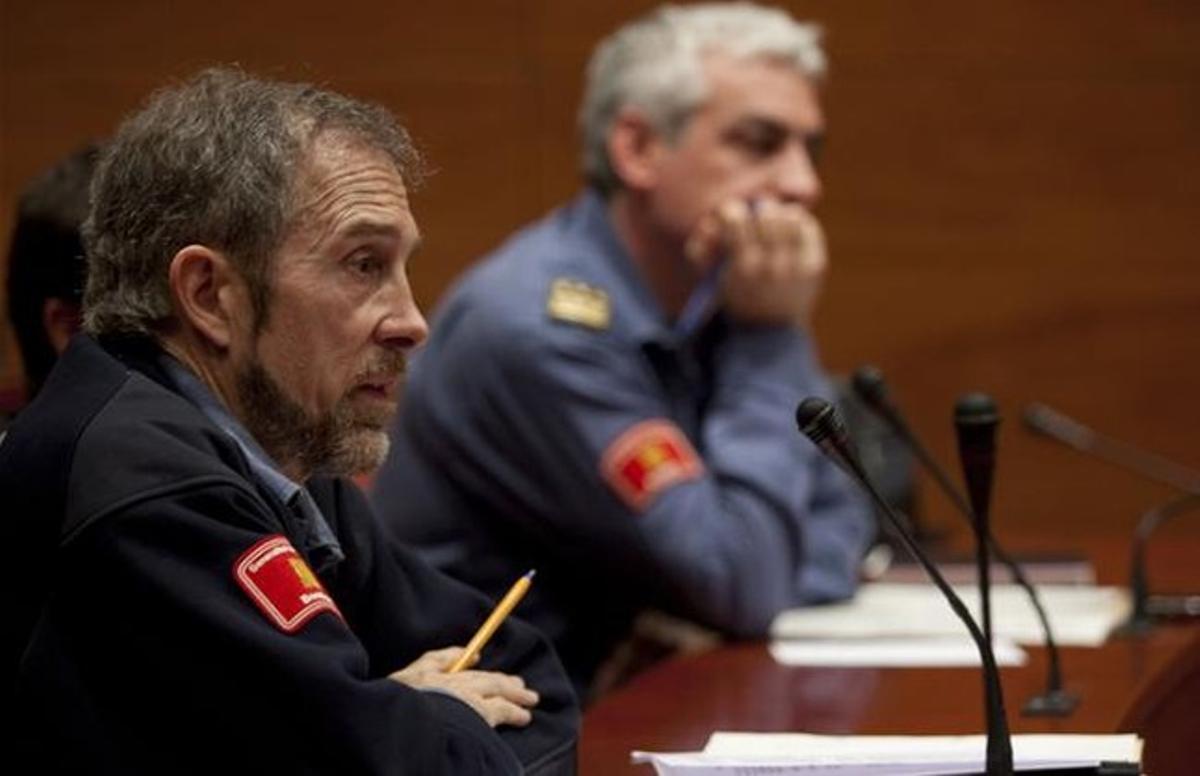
left=83, top=67, right=425, bottom=336
left=579, top=2, right=826, bottom=194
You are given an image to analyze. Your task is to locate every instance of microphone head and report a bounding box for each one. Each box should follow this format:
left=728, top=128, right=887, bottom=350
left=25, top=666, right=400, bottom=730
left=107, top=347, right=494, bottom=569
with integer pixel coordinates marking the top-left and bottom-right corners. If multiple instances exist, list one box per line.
left=954, top=392, right=999, bottom=523
left=955, top=392, right=999, bottom=425
left=795, top=396, right=839, bottom=444
left=796, top=397, right=868, bottom=486
left=851, top=365, right=888, bottom=408
left=1023, top=402, right=1059, bottom=435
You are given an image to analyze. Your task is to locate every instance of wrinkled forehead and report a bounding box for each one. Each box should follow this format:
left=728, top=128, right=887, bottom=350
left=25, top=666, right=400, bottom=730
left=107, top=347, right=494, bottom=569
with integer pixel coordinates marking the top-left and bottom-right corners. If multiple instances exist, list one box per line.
left=288, top=132, right=412, bottom=221
left=291, top=130, right=410, bottom=200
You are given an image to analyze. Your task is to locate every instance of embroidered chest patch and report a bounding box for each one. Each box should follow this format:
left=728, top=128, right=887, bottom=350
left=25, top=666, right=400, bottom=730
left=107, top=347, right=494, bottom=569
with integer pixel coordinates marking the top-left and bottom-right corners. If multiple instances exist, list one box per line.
left=234, top=535, right=344, bottom=633
left=600, top=419, right=704, bottom=511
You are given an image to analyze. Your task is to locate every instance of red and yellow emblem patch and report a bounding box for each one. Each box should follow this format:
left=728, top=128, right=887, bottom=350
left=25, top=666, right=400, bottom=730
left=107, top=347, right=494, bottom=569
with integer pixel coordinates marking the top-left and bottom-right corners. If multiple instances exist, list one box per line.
left=234, top=535, right=344, bottom=633
left=600, top=419, right=704, bottom=511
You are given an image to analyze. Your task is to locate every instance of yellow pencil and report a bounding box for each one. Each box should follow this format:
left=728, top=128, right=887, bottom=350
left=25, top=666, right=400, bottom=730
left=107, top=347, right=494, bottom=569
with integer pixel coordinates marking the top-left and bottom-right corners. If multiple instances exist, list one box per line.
left=448, top=570, right=536, bottom=673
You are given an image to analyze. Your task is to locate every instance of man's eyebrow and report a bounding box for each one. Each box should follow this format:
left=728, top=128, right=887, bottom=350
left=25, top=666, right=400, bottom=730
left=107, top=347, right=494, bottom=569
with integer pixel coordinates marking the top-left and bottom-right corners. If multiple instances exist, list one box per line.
left=728, top=110, right=821, bottom=129
left=332, top=219, right=422, bottom=262
left=340, top=219, right=404, bottom=240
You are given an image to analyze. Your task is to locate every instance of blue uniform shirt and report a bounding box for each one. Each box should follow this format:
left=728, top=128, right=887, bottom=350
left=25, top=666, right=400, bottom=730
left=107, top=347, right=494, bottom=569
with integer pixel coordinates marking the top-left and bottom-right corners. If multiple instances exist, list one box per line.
left=372, top=189, right=873, bottom=694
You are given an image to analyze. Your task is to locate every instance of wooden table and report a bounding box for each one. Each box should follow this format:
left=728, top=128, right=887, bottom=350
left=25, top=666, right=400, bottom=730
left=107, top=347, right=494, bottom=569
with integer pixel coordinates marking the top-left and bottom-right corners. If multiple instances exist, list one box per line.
left=579, top=531, right=1200, bottom=774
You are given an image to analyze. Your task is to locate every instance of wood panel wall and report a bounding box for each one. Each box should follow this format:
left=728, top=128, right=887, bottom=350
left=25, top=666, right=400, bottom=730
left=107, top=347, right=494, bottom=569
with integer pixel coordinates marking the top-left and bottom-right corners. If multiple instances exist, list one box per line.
left=3, top=0, right=1199, bottom=544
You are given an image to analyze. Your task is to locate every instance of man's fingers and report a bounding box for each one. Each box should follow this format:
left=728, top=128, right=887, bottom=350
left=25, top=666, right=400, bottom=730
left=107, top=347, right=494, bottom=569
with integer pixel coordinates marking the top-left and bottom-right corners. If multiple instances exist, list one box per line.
left=430, top=646, right=467, bottom=666
left=445, top=670, right=539, bottom=728
left=455, top=670, right=539, bottom=706
left=390, top=660, right=541, bottom=729
left=718, top=199, right=762, bottom=277
left=414, top=646, right=467, bottom=673
left=480, top=697, right=535, bottom=728
left=720, top=198, right=813, bottom=280
left=796, top=209, right=827, bottom=277
left=389, top=645, right=473, bottom=686
left=763, top=201, right=805, bottom=280
left=713, top=196, right=827, bottom=326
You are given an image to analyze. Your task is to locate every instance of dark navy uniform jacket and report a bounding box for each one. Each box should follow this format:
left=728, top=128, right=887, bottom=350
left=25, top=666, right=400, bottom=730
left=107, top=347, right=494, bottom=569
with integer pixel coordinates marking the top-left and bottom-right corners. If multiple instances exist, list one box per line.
left=2, top=335, right=578, bottom=775
left=371, top=190, right=873, bottom=695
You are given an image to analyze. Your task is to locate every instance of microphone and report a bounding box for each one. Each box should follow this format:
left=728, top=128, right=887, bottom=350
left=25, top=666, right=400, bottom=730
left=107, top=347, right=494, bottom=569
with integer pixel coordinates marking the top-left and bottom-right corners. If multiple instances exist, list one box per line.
left=1023, top=402, right=1200, bottom=494
left=853, top=368, right=1078, bottom=716
left=954, top=394, right=999, bottom=671
left=1024, top=402, right=1200, bottom=633
left=796, top=397, right=1013, bottom=776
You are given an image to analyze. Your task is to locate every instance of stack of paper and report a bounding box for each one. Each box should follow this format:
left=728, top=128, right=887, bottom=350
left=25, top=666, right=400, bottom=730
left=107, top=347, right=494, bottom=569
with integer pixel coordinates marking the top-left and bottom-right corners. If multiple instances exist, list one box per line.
left=770, top=583, right=1129, bottom=662
left=633, top=732, right=1142, bottom=775
left=766, top=583, right=1128, bottom=668
left=768, top=635, right=1027, bottom=668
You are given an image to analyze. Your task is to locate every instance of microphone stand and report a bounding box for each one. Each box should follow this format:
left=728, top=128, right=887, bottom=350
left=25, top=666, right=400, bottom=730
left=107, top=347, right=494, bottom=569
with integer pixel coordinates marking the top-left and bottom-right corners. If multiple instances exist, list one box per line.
left=1023, top=401, right=1200, bottom=635
left=797, top=397, right=1013, bottom=776
left=1116, top=493, right=1200, bottom=635
left=853, top=368, right=1078, bottom=716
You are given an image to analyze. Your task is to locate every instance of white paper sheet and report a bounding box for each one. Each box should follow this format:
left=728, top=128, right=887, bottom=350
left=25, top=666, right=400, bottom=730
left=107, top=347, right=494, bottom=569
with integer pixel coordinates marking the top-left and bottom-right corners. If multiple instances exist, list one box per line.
left=770, top=583, right=1130, bottom=648
left=632, top=732, right=1142, bottom=775
left=768, top=635, right=1027, bottom=667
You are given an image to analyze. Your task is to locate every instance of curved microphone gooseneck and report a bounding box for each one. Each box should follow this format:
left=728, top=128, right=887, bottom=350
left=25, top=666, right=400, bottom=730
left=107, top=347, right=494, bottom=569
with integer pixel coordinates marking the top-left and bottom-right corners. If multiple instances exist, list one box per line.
left=1119, top=493, right=1200, bottom=634
left=1024, top=401, right=1200, bottom=634
left=853, top=367, right=1078, bottom=716
left=796, top=397, right=1013, bottom=776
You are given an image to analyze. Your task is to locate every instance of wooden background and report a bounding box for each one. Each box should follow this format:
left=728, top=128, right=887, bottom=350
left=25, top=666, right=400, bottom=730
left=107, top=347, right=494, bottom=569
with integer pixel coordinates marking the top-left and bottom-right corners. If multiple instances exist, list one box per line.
left=3, top=0, right=1199, bottom=545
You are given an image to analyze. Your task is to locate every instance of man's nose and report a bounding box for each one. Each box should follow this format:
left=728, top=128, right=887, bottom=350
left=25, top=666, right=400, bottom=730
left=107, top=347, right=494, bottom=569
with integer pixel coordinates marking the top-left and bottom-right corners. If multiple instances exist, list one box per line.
left=377, top=280, right=429, bottom=351
left=772, top=140, right=823, bottom=207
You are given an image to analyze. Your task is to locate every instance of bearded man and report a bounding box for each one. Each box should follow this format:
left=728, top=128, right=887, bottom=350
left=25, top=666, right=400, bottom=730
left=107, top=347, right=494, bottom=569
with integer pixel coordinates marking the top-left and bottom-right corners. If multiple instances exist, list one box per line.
left=1, top=68, right=578, bottom=774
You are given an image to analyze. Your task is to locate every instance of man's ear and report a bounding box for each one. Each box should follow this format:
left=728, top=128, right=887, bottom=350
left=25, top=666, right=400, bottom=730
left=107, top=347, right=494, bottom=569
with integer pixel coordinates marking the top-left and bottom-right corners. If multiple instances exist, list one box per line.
left=606, top=108, right=668, bottom=191
left=168, top=245, right=245, bottom=349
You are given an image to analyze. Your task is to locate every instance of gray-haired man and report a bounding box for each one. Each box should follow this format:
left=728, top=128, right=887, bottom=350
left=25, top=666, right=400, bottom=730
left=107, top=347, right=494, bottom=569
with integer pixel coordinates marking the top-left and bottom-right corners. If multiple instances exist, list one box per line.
left=373, top=3, right=874, bottom=700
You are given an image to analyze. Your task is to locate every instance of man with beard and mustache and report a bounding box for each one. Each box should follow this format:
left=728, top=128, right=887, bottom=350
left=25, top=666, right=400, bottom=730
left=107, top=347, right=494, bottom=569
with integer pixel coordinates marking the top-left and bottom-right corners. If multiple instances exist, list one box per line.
left=1, top=68, right=578, bottom=775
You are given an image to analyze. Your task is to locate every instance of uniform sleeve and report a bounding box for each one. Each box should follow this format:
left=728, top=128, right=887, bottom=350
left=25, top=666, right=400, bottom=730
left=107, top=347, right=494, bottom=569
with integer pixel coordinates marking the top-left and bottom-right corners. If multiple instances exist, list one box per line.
left=311, top=477, right=580, bottom=776
left=44, top=482, right=523, bottom=775
left=418, top=308, right=873, bottom=638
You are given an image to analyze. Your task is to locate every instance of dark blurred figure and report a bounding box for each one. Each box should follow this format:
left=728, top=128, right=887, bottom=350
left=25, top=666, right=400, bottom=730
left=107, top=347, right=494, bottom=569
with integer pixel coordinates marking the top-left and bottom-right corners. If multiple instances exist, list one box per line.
left=5, top=144, right=99, bottom=403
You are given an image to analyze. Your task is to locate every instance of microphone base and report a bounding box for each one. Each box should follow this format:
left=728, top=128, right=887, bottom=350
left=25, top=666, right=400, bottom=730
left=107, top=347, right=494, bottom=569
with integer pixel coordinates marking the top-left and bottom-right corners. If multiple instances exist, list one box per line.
left=1111, top=595, right=1200, bottom=639
left=1021, top=689, right=1079, bottom=717
left=1111, top=614, right=1155, bottom=639
left=1145, top=593, right=1200, bottom=620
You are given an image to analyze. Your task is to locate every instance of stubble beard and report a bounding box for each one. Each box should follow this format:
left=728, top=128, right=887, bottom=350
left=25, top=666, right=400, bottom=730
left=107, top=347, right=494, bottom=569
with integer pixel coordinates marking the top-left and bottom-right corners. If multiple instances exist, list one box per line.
left=235, top=351, right=406, bottom=479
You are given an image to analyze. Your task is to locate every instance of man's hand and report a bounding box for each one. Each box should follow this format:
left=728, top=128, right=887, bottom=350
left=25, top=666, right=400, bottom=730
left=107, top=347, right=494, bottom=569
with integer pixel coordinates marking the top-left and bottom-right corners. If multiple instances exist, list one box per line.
left=687, top=198, right=827, bottom=327
left=390, top=646, right=539, bottom=728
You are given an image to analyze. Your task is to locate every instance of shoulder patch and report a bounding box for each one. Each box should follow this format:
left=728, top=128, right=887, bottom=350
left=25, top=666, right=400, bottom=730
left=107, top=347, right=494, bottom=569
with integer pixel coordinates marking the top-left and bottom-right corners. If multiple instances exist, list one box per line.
left=234, top=535, right=344, bottom=633
left=600, top=419, right=704, bottom=512
left=546, top=277, right=611, bottom=330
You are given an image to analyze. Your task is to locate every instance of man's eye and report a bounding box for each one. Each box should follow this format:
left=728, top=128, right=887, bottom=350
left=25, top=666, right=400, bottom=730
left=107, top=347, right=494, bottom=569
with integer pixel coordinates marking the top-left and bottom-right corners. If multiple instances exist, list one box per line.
left=729, top=123, right=788, bottom=157
left=349, top=254, right=383, bottom=276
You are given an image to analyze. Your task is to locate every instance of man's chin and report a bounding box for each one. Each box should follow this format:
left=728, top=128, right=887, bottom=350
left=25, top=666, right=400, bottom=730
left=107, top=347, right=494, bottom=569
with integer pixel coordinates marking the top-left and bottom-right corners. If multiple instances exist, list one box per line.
left=321, top=427, right=391, bottom=477
left=349, top=392, right=399, bottom=427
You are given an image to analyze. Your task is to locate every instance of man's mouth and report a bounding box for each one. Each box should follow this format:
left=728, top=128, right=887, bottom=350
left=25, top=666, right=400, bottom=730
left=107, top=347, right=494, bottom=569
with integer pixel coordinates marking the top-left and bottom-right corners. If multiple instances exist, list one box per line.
left=355, top=375, right=400, bottom=399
